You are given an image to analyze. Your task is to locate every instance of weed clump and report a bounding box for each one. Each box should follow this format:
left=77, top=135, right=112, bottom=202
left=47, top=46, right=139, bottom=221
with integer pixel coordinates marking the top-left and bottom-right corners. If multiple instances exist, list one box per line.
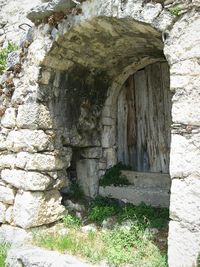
left=63, top=214, right=82, bottom=229
left=0, top=42, right=18, bottom=74
left=88, top=197, right=169, bottom=228
left=99, top=162, right=131, bottom=187
left=168, top=5, right=182, bottom=16
left=0, top=243, right=9, bottom=267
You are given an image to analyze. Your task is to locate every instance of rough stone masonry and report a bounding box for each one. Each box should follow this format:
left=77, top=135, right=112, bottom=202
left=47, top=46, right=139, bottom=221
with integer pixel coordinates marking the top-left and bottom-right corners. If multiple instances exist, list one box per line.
left=0, top=0, right=200, bottom=266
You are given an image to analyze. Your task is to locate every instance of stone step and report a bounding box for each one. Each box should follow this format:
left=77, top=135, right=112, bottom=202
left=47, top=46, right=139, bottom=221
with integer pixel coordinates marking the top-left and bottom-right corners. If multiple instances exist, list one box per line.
left=99, top=185, right=170, bottom=208
left=121, top=171, right=171, bottom=189
left=6, top=245, right=108, bottom=267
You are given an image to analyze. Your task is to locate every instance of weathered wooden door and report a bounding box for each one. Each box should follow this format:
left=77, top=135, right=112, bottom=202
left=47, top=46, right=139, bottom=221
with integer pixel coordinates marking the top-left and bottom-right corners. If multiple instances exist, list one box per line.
left=117, top=62, right=171, bottom=173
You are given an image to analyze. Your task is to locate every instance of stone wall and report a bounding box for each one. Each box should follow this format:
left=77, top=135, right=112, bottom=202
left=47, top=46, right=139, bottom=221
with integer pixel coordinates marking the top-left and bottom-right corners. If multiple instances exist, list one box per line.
left=0, top=0, right=41, bottom=47
left=0, top=0, right=200, bottom=266
left=0, top=0, right=67, bottom=229
left=164, top=9, right=200, bottom=267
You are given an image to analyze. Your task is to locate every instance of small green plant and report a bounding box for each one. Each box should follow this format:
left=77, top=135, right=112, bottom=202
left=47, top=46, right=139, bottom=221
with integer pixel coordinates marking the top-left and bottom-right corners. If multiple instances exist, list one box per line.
left=88, top=197, right=119, bottom=223
left=63, top=214, right=82, bottom=228
left=0, top=243, right=9, bottom=267
left=168, top=5, right=182, bottom=16
left=88, top=205, right=116, bottom=223
left=99, top=162, right=131, bottom=187
left=0, top=42, right=18, bottom=74
left=119, top=202, right=169, bottom=229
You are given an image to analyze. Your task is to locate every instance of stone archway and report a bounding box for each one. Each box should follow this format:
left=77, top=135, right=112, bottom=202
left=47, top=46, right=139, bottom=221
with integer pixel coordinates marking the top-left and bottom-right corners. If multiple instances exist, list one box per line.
left=0, top=1, right=200, bottom=266
left=38, top=16, right=166, bottom=199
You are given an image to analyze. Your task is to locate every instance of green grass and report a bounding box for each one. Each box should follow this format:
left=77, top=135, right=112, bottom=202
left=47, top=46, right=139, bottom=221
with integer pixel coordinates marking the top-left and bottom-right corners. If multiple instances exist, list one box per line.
left=102, top=226, right=167, bottom=267
left=0, top=243, right=9, bottom=267
left=88, top=197, right=169, bottom=228
left=35, top=230, right=104, bottom=264
left=36, top=225, right=167, bottom=266
left=34, top=199, right=169, bottom=267
left=0, top=42, right=18, bottom=74
left=63, top=214, right=82, bottom=229
left=99, top=162, right=131, bottom=187
left=168, top=5, right=182, bottom=16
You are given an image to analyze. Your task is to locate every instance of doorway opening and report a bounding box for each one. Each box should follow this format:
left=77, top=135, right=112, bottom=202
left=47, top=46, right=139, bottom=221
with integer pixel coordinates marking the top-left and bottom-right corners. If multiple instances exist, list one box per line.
left=117, top=62, right=171, bottom=174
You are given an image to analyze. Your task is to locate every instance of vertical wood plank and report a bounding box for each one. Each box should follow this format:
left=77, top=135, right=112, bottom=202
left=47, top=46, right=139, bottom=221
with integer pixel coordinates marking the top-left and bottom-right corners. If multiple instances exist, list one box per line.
left=117, top=85, right=128, bottom=165
left=134, top=69, right=149, bottom=172
left=126, top=76, right=137, bottom=169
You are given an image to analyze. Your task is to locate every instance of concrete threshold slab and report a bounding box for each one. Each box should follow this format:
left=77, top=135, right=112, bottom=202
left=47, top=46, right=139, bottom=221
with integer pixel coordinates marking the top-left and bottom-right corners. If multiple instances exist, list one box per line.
left=99, top=185, right=170, bottom=208
left=99, top=171, right=171, bottom=208
left=121, top=171, right=171, bottom=189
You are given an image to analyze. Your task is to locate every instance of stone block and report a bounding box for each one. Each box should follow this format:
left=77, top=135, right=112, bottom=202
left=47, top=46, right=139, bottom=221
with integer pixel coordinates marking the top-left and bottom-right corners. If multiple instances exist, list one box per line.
left=15, top=152, right=67, bottom=171
left=6, top=129, right=52, bottom=153
left=164, top=12, right=200, bottom=64
left=0, top=225, right=32, bottom=245
left=13, top=190, right=65, bottom=228
left=170, top=176, right=200, bottom=226
left=20, top=27, right=34, bottom=48
left=152, top=10, right=174, bottom=31
left=16, top=103, right=53, bottom=130
left=170, top=75, right=193, bottom=90
left=168, top=221, right=200, bottom=267
left=6, top=245, right=100, bottom=267
left=5, top=206, right=13, bottom=224
left=39, top=70, right=51, bottom=85
left=0, top=130, right=8, bottom=151
left=102, top=105, right=115, bottom=119
left=170, top=59, right=200, bottom=76
left=80, top=147, right=102, bottom=159
left=46, top=170, right=68, bottom=180
left=98, top=160, right=107, bottom=170
left=0, top=185, right=15, bottom=204
left=0, top=202, right=8, bottom=223
left=171, top=86, right=200, bottom=125
left=1, top=170, right=53, bottom=191
left=11, top=85, right=29, bottom=106
left=103, top=148, right=117, bottom=168
left=101, top=125, right=116, bottom=148
left=102, top=117, right=115, bottom=126
left=140, top=3, right=162, bottom=23
left=1, top=108, right=16, bottom=128
left=76, top=159, right=99, bottom=197
left=27, top=0, right=75, bottom=23
left=7, top=51, right=21, bottom=69
left=170, top=134, right=200, bottom=178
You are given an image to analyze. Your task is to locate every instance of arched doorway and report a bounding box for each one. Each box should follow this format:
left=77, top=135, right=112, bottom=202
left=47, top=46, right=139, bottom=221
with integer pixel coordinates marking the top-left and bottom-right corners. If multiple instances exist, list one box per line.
left=117, top=61, right=171, bottom=174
